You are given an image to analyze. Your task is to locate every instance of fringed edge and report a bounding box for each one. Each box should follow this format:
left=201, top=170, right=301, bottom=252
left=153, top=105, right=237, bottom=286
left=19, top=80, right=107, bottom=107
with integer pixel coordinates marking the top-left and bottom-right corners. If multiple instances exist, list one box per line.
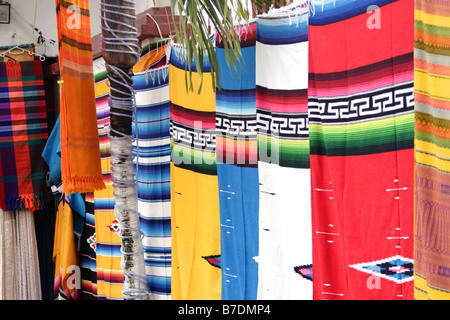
left=62, top=175, right=106, bottom=195
left=1, top=192, right=48, bottom=212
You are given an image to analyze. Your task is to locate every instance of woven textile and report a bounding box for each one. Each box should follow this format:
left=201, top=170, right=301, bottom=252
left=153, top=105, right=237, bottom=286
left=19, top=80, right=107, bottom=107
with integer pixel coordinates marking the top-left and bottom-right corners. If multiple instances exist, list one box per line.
left=215, top=21, right=259, bottom=300
left=414, top=0, right=450, bottom=300
left=55, top=0, right=104, bottom=194
left=309, top=0, right=415, bottom=299
left=53, top=201, right=78, bottom=300
left=132, top=66, right=171, bottom=299
left=170, top=45, right=221, bottom=300
left=0, top=209, right=42, bottom=300
left=0, top=60, right=48, bottom=212
left=93, top=60, right=124, bottom=300
left=79, top=193, right=98, bottom=299
left=92, top=41, right=169, bottom=300
left=0, top=44, right=35, bottom=62
left=255, top=4, right=312, bottom=300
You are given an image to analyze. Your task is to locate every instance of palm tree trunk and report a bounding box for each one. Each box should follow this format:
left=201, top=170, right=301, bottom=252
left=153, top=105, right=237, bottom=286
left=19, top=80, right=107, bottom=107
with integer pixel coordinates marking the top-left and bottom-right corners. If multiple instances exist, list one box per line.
left=100, top=0, right=148, bottom=300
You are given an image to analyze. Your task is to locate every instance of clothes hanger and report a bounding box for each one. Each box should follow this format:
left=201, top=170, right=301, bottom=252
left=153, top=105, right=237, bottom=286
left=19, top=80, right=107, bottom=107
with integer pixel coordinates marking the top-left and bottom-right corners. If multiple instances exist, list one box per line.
left=0, top=33, right=46, bottom=61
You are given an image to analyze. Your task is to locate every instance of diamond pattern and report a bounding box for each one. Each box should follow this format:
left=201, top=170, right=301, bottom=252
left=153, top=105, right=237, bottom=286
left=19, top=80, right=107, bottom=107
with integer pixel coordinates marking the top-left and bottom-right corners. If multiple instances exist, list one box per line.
left=350, top=255, right=414, bottom=284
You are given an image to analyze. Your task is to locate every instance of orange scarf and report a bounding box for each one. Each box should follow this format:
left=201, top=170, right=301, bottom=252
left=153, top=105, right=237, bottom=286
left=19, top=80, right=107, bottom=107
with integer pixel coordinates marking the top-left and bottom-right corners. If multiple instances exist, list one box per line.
left=56, top=0, right=105, bottom=194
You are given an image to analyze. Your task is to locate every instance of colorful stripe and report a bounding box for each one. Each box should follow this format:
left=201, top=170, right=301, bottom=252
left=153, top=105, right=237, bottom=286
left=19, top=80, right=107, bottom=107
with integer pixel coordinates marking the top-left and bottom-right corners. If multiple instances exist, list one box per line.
left=309, top=0, right=414, bottom=300
left=169, top=44, right=221, bottom=300
left=215, top=22, right=259, bottom=300
left=256, top=4, right=313, bottom=300
left=132, top=66, right=172, bottom=299
left=414, top=0, right=450, bottom=300
left=79, top=192, right=98, bottom=299
left=92, top=39, right=169, bottom=300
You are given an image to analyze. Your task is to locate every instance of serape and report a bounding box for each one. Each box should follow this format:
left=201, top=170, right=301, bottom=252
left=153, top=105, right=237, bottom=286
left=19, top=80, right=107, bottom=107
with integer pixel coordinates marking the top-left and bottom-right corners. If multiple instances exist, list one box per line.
left=215, top=21, right=259, bottom=300
left=0, top=60, right=49, bottom=212
left=414, top=0, right=450, bottom=300
left=170, top=44, right=221, bottom=300
left=92, top=41, right=169, bottom=300
left=309, top=0, right=415, bottom=299
left=55, top=0, right=105, bottom=194
left=93, top=61, right=124, bottom=300
left=132, top=66, right=171, bottom=299
left=255, top=4, right=312, bottom=300
left=79, top=193, right=98, bottom=299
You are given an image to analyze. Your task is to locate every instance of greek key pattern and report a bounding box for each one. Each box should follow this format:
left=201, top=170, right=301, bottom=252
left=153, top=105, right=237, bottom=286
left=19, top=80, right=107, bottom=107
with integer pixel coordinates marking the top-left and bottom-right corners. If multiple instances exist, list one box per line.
left=256, top=108, right=309, bottom=139
left=170, top=121, right=216, bottom=151
left=308, top=82, right=414, bottom=124
left=215, top=113, right=258, bottom=140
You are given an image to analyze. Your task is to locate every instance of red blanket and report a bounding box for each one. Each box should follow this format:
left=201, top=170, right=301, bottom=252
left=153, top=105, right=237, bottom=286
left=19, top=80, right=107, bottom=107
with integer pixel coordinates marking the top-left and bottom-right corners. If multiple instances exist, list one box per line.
left=308, top=0, right=415, bottom=299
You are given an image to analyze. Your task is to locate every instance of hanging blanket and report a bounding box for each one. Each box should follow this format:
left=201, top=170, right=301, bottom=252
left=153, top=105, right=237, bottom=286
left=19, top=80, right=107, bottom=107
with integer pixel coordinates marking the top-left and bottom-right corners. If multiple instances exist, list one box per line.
left=169, top=44, right=221, bottom=300
left=215, top=21, right=259, bottom=300
left=79, top=192, right=98, bottom=299
left=53, top=201, right=78, bottom=300
left=255, top=4, right=312, bottom=300
left=308, top=0, right=415, bottom=299
left=0, top=209, right=42, bottom=300
left=55, top=0, right=105, bottom=194
left=93, top=59, right=124, bottom=301
left=132, top=65, right=171, bottom=299
left=414, top=0, right=450, bottom=300
left=0, top=60, right=49, bottom=211
left=92, top=41, right=169, bottom=300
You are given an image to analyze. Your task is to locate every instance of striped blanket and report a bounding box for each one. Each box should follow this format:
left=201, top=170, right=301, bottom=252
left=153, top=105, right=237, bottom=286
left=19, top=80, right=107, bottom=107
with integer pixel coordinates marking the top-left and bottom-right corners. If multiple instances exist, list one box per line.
left=79, top=192, right=98, bottom=299
left=414, top=0, right=450, bottom=300
left=0, top=60, right=49, bottom=212
left=93, top=59, right=124, bottom=300
left=55, top=0, right=104, bottom=194
left=256, top=4, right=312, bottom=300
left=132, top=66, right=171, bottom=299
left=92, top=41, right=169, bottom=300
left=169, top=44, right=221, bottom=300
left=215, top=21, right=259, bottom=300
left=309, top=0, right=415, bottom=299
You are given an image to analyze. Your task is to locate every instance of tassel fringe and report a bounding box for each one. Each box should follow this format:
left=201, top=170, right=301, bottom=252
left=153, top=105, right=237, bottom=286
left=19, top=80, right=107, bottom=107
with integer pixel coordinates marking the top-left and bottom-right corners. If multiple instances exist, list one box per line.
left=1, top=193, right=48, bottom=212
left=62, top=175, right=106, bottom=195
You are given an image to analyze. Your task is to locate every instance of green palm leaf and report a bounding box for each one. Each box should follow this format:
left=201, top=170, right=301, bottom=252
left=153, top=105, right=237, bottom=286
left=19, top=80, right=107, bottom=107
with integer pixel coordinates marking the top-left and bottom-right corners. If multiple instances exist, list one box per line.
left=169, top=0, right=250, bottom=93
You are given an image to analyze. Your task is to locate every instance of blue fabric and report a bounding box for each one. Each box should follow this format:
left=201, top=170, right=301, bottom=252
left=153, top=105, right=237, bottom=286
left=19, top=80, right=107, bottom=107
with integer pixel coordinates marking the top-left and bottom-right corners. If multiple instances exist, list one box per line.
left=41, top=114, right=85, bottom=235
left=42, top=115, right=61, bottom=187
left=132, top=66, right=172, bottom=299
left=217, top=164, right=259, bottom=300
left=216, top=22, right=259, bottom=300
left=256, top=14, right=308, bottom=45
